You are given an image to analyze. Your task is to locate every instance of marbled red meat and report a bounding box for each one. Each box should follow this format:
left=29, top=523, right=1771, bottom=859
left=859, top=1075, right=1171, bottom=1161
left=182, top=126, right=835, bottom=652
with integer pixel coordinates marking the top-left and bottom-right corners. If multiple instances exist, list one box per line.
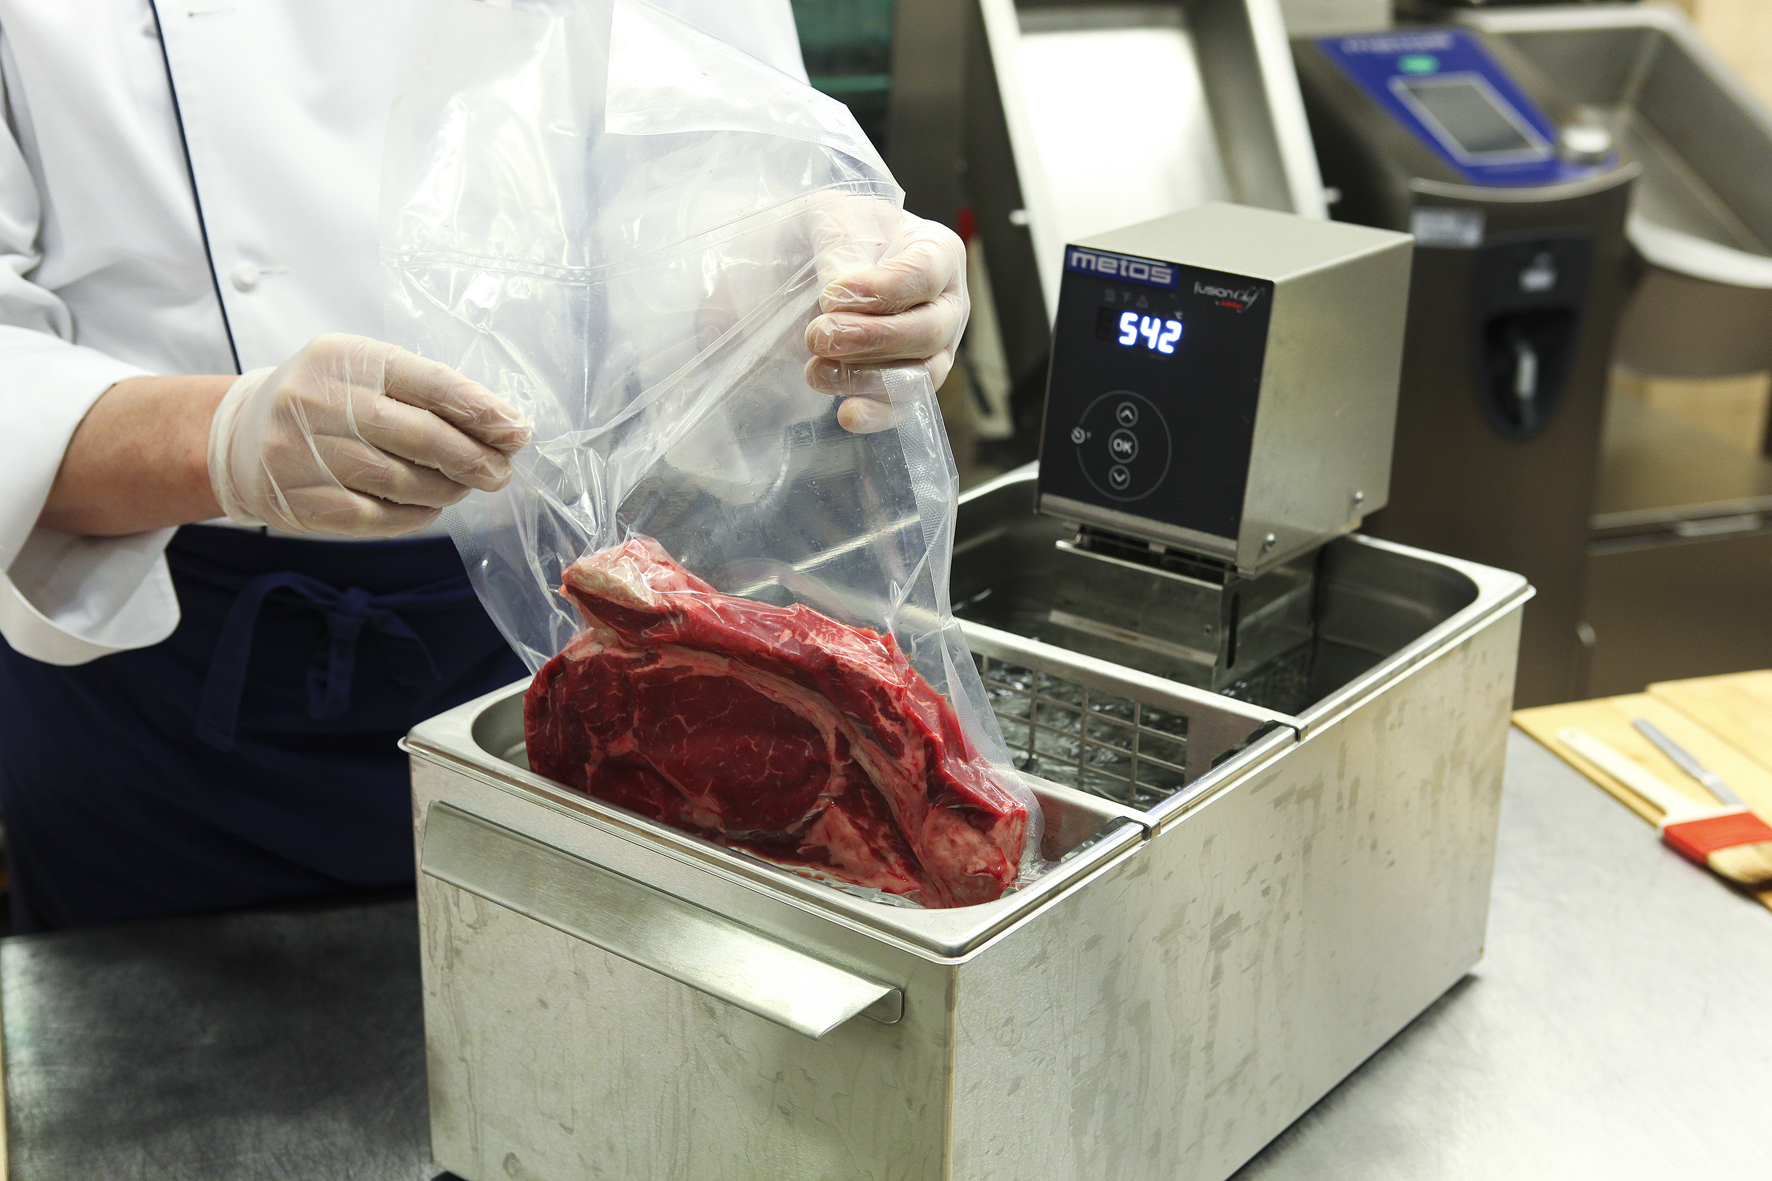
left=524, top=537, right=1028, bottom=906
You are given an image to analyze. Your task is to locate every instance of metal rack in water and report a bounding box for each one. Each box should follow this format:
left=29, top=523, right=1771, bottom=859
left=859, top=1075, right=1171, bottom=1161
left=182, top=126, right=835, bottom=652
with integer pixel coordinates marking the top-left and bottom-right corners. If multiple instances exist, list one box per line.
left=975, top=653, right=1190, bottom=810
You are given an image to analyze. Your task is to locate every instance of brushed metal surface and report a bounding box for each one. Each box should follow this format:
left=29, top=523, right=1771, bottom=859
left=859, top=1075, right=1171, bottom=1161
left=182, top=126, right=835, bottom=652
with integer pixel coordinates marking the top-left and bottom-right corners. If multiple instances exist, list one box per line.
left=1583, top=395, right=1772, bottom=696
left=410, top=756, right=1071, bottom=1181
left=418, top=869, right=950, bottom=1181
left=1460, top=5, right=1772, bottom=263
left=883, top=0, right=966, bottom=227
left=1615, top=266, right=1772, bottom=379
left=1462, top=3, right=1772, bottom=377
left=1048, top=537, right=1316, bottom=692
left=407, top=571, right=1525, bottom=1179
left=948, top=601, right=1522, bottom=1181
left=1039, top=492, right=1241, bottom=562
left=1591, top=393, right=1772, bottom=531
left=406, top=690, right=1149, bottom=960
left=974, top=0, right=1325, bottom=320
left=1580, top=521, right=1772, bottom=698
left=0, top=893, right=438, bottom=1181
left=411, top=593, right=1519, bottom=1181
left=421, top=803, right=903, bottom=1038
left=1229, top=730, right=1772, bottom=1180
left=405, top=461, right=1528, bottom=1180
left=10, top=731, right=1772, bottom=1179
left=954, top=468, right=1529, bottom=743
left=1365, top=194, right=1629, bottom=708
left=1067, top=204, right=1413, bottom=574
left=962, top=618, right=1298, bottom=791
left=1297, top=26, right=1637, bottom=707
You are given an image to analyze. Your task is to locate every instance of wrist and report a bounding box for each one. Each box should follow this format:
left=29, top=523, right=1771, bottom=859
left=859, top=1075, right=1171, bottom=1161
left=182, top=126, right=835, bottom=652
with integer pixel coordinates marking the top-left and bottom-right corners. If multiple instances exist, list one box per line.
left=206, top=367, right=276, bottom=528
left=40, top=373, right=236, bottom=536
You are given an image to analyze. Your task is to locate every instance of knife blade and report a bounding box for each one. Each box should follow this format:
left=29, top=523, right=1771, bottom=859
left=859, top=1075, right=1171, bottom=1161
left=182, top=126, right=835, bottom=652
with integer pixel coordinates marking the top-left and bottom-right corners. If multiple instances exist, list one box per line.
left=1631, top=717, right=1746, bottom=809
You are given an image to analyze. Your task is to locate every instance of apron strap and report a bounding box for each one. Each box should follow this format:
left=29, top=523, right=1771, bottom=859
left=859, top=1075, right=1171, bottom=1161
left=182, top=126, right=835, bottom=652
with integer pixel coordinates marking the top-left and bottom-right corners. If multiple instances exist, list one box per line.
left=194, top=570, right=476, bottom=751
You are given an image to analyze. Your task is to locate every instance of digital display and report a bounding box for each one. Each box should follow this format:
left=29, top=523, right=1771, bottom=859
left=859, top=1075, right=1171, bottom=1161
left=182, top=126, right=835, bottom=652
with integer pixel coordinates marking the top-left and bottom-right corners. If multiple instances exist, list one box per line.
left=1094, top=306, right=1183, bottom=355
left=1394, top=74, right=1541, bottom=158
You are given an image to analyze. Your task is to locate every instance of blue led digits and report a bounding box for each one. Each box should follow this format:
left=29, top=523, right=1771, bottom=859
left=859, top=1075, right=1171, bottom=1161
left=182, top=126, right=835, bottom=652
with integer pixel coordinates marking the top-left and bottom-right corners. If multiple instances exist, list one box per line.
left=1116, top=311, right=1183, bottom=354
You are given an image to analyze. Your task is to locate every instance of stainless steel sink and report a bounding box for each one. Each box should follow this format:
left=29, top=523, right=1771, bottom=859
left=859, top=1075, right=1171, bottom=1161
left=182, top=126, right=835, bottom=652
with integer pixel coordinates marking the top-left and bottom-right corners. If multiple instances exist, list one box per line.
left=1462, top=2, right=1772, bottom=376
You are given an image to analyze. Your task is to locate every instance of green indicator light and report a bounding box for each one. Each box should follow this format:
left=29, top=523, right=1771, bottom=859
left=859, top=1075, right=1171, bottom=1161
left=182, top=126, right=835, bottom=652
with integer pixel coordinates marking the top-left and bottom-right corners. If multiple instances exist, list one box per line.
left=1398, top=54, right=1438, bottom=74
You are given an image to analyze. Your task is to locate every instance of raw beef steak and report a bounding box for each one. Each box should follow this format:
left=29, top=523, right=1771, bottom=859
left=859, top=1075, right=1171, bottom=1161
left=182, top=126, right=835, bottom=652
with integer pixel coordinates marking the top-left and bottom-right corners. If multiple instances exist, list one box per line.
left=524, top=538, right=1029, bottom=907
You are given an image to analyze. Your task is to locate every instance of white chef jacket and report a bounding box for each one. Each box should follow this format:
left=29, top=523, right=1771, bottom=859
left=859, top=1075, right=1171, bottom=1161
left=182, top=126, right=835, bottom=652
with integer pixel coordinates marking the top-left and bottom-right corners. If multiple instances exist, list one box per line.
left=0, top=0, right=806, bottom=667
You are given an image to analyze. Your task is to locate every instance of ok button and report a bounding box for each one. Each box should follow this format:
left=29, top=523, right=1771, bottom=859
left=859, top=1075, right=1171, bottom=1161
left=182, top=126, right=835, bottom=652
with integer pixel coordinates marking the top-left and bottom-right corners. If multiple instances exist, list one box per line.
left=1108, top=429, right=1139, bottom=462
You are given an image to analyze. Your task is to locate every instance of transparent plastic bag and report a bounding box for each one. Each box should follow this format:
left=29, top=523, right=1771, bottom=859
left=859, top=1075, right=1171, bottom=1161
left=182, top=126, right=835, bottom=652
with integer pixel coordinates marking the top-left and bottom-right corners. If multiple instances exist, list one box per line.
left=381, top=0, right=1041, bottom=901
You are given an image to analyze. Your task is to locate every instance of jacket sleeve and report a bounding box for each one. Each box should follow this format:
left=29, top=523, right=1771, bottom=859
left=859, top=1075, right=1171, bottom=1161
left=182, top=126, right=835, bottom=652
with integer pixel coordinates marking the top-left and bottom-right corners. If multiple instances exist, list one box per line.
left=0, top=55, right=181, bottom=667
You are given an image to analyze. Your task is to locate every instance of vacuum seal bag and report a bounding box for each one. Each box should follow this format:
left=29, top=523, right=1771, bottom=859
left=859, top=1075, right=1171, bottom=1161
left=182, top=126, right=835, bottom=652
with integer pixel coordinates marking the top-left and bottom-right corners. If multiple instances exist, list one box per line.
left=382, top=0, right=1039, bottom=905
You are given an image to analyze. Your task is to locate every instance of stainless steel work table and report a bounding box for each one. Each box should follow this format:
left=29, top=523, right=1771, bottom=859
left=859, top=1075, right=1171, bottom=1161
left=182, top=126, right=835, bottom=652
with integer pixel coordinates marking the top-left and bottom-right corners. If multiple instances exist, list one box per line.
left=3, top=731, right=1768, bottom=1180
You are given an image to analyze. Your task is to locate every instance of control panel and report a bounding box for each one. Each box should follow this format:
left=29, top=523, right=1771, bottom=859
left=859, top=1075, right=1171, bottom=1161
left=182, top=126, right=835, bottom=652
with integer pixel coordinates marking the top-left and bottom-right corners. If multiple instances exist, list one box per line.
left=1317, top=27, right=1613, bottom=188
left=1034, top=203, right=1411, bottom=573
left=1037, top=244, right=1273, bottom=550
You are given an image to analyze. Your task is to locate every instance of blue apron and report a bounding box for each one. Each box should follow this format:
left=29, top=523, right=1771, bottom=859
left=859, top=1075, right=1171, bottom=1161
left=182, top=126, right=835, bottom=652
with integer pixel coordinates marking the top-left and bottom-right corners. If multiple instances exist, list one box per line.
left=0, top=525, right=526, bottom=932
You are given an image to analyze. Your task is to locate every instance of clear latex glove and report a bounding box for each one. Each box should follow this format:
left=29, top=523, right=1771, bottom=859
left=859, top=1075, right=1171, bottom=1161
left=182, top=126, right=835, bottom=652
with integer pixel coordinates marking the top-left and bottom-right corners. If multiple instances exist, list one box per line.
left=805, top=211, right=970, bottom=434
left=208, top=334, right=530, bottom=537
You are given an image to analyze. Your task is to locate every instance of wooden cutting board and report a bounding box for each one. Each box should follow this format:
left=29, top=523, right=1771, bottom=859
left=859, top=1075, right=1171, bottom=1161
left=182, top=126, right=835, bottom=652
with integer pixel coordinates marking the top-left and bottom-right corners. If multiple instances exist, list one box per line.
left=1648, top=671, right=1772, bottom=774
left=1515, top=677, right=1772, bottom=914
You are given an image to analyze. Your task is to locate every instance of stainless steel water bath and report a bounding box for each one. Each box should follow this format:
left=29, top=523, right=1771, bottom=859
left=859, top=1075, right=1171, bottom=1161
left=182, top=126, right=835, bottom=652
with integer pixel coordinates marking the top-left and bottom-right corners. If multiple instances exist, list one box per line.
left=404, top=469, right=1528, bottom=1181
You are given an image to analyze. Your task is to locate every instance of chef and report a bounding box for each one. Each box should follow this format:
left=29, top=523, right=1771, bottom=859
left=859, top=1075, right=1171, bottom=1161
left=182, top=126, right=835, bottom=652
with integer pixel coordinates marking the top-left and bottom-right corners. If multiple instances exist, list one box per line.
left=0, top=1, right=968, bottom=931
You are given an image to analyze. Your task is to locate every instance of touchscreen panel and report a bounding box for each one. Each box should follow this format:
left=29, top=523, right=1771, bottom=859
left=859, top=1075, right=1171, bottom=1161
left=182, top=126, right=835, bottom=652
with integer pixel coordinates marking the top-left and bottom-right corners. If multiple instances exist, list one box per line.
left=1395, top=74, right=1544, bottom=159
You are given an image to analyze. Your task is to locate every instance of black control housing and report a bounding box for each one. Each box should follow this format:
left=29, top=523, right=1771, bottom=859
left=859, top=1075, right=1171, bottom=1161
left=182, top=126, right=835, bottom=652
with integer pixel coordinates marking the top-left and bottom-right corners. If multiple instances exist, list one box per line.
left=1036, top=260, right=1275, bottom=547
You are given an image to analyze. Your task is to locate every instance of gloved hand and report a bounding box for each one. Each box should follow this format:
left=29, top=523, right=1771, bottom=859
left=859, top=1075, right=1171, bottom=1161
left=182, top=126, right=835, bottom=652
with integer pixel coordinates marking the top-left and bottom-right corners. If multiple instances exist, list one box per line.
left=208, top=334, right=530, bottom=537
left=805, top=211, right=970, bottom=434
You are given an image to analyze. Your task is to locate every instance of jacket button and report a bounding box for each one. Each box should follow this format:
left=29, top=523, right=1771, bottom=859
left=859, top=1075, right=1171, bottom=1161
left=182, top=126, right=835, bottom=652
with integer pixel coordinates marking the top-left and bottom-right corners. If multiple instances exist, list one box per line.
left=230, top=262, right=260, bottom=292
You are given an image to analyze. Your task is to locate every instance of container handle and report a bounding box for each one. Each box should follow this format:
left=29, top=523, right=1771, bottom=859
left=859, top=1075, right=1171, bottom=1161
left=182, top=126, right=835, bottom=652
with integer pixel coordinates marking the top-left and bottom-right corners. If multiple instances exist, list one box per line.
left=420, top=802, right=904, bottom=1038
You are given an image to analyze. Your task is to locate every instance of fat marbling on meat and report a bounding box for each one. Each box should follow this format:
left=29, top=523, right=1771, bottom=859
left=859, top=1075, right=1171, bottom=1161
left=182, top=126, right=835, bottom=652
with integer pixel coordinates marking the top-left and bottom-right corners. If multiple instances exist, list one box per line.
left=523, top=538, right=1030, bottom=907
